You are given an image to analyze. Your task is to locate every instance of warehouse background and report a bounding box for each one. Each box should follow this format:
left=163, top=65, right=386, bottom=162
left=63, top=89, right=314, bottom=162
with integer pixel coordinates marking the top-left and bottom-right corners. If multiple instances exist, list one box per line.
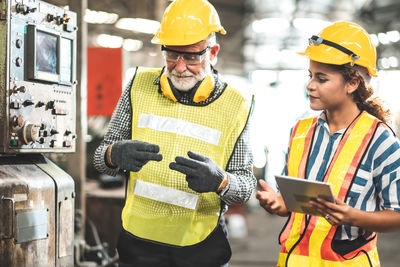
left=42, top=0, right=400, bottom=266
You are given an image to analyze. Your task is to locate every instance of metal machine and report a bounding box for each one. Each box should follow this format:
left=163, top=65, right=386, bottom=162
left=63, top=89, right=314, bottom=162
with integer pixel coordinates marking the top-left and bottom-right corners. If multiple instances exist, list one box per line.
left=0, top=0, right=77, bottom=266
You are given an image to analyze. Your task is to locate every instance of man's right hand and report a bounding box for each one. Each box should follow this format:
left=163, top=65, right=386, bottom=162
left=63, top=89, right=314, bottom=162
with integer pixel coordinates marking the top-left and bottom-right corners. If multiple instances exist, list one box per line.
left=109, top=140, right=162, bottom=172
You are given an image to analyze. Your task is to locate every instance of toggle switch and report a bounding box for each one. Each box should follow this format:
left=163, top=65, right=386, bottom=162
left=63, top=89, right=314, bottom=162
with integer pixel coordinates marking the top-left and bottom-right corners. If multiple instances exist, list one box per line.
left=64, top=129, right=72, bottom=136
left=46, top=100, right=55, bottom=109
left=36, top=101, right=45, bottom=108
left=22, top=99, right=34, bottom=107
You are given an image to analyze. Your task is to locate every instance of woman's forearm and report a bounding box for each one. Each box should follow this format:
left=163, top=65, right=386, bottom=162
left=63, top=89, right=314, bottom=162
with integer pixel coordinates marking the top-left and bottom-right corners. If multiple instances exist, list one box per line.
left=352, top=209, right=400, bottom=232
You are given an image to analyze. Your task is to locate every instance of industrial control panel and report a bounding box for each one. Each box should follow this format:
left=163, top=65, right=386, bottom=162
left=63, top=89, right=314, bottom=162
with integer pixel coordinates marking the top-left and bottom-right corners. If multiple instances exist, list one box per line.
left=0, top=0, right=77, bottom=153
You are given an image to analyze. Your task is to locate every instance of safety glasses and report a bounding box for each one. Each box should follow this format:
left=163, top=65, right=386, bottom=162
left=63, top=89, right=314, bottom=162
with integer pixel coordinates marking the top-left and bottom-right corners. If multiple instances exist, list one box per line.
left=308, top=35, right=360, bottom=65
left=161, top=46, right=210, bottom=65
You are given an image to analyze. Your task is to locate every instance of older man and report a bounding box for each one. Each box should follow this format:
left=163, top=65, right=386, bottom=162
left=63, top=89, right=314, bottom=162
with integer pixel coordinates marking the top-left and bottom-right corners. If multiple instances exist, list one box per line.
left=93, top=0, right=256, bottom=266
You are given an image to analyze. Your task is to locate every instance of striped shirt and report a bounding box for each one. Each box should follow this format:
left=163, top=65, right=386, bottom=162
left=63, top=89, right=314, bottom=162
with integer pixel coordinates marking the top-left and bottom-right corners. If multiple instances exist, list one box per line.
left=283, top=112, right=400, bottom=240
left=93, top=68, right=256, bottom=206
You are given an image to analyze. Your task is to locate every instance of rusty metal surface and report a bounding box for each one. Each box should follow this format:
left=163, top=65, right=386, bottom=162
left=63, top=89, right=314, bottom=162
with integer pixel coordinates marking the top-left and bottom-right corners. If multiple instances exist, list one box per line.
left=59, top=198, right=73, bottom=258
left=0, top=154, right=74, bottom=266
left=0, top=155, right=56, bottom=267
left=35, top=155, right=74, bottom=266
left=0, top=156, right=75, bottom=267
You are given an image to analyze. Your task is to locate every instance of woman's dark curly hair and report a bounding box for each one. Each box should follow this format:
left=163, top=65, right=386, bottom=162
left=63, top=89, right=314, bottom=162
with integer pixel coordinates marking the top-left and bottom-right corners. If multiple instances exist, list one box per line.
left=329, top=64, right=391, bottom=123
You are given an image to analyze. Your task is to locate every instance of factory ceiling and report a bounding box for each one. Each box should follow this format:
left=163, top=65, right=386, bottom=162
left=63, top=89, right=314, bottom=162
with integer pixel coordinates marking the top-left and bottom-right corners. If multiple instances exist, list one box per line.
left=46, top=0, right=400, bottom=76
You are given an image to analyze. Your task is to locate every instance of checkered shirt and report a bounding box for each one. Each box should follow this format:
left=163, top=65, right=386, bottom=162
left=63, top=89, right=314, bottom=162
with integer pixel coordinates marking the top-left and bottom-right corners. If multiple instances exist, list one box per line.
left=93, top=69, right=256, bottom=206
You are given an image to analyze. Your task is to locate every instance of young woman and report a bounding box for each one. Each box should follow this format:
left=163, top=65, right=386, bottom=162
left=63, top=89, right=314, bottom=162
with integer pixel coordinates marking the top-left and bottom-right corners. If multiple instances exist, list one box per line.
left=257, top=21, right=400, bottom=267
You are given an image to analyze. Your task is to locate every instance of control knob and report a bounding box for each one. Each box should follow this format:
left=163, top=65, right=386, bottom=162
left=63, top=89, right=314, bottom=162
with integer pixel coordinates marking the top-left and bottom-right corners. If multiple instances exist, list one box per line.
left=15, top=57, right=22, bottom=67
left=16, top=39, right=22, bottom=48
left=47, top=14, right=55, bottom=22
left=56, top=15, right=70, bottom=25
left=12, top=86, right=26, bottom=93
left=10, top=115, right=24, bottom=128
left=16, top=4, right=28, bottom=14
left=16, top=4, right=36, bottom=15
left=21, top=124, right=40, bottom=144
left=11, top=116, right=19, bottom=127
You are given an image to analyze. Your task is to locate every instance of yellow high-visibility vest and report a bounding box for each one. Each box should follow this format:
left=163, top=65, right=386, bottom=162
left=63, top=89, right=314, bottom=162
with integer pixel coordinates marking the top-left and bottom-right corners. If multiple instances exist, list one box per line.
left=121, top=67, right=252, bottom=246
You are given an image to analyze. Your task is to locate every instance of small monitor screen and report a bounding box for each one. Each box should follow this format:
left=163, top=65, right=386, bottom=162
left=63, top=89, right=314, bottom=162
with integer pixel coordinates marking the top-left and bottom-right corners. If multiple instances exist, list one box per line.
left=60, top=38, right=72, bottom=83
left=36, top=31, right=57, bottom=74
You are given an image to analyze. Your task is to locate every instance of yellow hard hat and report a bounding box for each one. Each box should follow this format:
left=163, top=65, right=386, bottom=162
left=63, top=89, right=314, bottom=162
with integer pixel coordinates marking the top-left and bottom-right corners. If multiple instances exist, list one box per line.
left=298, top=21, right=377, bottom=77
left=151, top=0, right=226, bottom=46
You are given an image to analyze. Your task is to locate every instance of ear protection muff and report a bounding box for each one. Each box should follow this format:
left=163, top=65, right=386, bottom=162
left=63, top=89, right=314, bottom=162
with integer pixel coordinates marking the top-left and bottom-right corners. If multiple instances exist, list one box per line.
left=160, top=73, right=214, bottom=103
left=160, top=73, right=179, bottom=102
left=192, top=75, right=213, bottom=103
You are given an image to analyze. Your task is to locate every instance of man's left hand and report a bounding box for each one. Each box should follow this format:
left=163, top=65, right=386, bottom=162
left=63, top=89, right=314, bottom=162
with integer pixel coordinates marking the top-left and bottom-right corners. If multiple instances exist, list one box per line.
left=169, top=151, right=225, bottom=193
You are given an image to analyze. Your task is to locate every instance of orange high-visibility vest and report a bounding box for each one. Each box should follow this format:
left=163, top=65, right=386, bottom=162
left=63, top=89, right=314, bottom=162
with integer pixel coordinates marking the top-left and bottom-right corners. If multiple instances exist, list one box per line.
left=278, top=111, right=381, bottom=267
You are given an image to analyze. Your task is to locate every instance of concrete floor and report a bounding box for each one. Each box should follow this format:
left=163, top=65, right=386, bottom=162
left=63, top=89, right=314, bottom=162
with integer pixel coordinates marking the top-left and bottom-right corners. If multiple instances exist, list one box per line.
left=228, top=198, right=400, bottom=267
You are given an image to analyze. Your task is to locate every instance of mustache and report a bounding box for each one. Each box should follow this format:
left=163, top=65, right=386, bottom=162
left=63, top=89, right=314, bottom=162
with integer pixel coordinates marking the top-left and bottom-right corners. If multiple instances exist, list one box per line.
left=171, top=69, right=194, bottom=78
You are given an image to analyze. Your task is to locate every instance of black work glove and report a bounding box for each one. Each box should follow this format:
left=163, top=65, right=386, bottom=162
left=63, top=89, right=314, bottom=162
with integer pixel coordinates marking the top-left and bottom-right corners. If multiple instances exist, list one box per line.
left=110, top=140, right=162, bottom=172
left=169, top=151, right=225, bottom=193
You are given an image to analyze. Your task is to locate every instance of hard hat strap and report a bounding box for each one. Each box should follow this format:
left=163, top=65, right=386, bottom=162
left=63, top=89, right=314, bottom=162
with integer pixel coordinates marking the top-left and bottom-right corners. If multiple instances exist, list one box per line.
left=309, top=35, right=360, bottom=66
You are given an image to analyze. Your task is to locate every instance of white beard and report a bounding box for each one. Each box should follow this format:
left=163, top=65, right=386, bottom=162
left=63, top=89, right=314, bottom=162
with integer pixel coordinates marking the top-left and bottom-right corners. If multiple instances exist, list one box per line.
left=165, top=57, right=212, bottom=92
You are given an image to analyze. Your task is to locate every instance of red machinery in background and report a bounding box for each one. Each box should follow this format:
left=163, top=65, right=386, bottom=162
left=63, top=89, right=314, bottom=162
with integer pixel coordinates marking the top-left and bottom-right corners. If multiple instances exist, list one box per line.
left=87, top=47, right=122, bottom=117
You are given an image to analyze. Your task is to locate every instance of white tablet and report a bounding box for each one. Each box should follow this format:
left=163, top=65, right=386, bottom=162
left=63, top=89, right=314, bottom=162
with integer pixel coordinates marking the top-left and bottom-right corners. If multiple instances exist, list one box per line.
left=275, top=175, right=335, bottom=215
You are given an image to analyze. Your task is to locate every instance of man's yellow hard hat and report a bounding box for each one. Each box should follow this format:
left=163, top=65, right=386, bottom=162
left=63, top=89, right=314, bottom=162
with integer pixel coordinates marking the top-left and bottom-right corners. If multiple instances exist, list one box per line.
left=298, top=21, right=377, bottom=77
left=151, top=0, right=226, bottom=46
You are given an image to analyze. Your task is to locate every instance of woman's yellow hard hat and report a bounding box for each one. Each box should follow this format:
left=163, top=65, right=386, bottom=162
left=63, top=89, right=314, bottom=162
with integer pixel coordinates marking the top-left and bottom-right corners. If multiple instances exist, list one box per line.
left=298, top=21, right=377, bottom=77
left=151, top=0, right=226, bottom=46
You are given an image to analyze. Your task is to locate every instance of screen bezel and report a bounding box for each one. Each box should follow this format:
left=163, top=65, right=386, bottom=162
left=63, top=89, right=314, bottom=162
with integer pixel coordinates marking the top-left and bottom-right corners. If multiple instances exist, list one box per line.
left=27, top=24, right=60, bottom=83
left=58, top=35, right=74, bottom=85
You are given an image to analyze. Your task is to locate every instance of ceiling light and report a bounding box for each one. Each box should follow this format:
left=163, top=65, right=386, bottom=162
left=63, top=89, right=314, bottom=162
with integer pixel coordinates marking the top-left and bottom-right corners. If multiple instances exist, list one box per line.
left=388, top=56, right=398, bottom=68
left=387, top=30, right=400, bottom=43
left=84, top=9, right=119, bottom=24
left=379, top=58, right=390, bottom=69
left=252, top=18, right=289, bottom=34
left=293, top=18, right=331, bottom=36
left=123, top=39, right=143, bottom=52
left=254, top=45, right=280, bottom=66
left=115, top=18, right=160, bottom=34
left=96, top=34, right=123, bottom=48
left=378, top=33, right=390, bottom=45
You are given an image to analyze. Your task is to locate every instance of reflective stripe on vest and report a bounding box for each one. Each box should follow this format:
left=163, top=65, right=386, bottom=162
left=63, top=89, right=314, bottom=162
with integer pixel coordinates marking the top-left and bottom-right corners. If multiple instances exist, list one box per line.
left=121, top=67, right=251, bottom=246
left=278, top=111, right=381, bottom=267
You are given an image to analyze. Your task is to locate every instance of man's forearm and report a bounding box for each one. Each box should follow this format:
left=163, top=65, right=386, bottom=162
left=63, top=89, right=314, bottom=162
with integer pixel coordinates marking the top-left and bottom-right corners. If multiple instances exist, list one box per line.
left=219, top=171, right=256, bottom=205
